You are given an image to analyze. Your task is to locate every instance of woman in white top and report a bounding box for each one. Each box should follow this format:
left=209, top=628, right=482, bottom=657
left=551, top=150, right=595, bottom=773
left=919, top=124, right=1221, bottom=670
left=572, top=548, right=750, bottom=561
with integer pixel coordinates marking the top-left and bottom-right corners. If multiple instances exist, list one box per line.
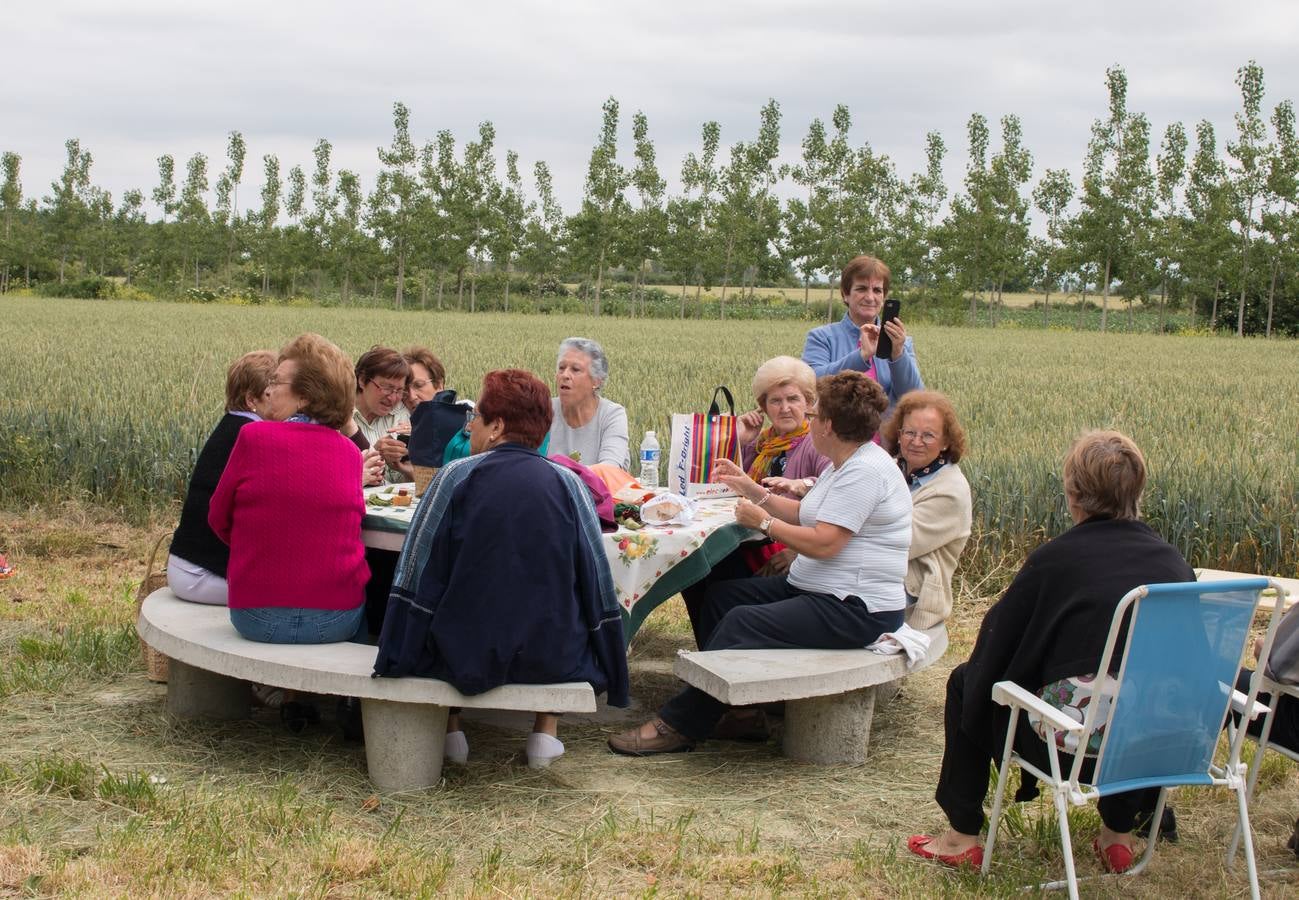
left=609, top=371, right=912, bottom=756
left=546, top=337, right=629, bottom=470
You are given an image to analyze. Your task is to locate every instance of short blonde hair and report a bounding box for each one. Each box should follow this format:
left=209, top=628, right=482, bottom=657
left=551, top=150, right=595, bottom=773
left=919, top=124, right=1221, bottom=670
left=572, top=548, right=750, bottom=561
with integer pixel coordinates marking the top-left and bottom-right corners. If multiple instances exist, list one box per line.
left=1063, top=430, right=1146, bottom=521
left=279, top=333, right=355, bottom=431
left=751, top=356, right=816, bottom=407
left=224, top=350, right=276, bottom=413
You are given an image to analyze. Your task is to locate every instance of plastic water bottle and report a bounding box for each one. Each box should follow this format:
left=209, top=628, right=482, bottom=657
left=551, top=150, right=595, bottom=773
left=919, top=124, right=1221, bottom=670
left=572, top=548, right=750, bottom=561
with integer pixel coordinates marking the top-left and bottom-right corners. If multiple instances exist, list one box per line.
left=639, top=431, right=661, bottom=488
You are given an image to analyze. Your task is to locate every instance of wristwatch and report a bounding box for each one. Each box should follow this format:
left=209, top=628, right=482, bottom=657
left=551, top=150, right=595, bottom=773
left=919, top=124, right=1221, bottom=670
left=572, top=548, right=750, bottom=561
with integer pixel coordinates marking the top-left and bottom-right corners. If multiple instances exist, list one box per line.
left=759, top=516, right=773, bottom=535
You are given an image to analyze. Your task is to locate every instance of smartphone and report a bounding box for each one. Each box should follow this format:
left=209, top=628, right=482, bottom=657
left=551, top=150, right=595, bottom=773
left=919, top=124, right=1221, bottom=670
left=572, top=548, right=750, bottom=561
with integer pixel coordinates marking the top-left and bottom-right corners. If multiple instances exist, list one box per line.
left=875, top=298, right=901, bottom=360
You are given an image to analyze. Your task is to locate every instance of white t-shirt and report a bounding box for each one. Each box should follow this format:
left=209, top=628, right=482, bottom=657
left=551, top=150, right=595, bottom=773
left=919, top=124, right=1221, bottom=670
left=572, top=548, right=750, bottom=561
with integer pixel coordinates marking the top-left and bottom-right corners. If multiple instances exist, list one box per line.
left=788, top=442, right=912, bottom=612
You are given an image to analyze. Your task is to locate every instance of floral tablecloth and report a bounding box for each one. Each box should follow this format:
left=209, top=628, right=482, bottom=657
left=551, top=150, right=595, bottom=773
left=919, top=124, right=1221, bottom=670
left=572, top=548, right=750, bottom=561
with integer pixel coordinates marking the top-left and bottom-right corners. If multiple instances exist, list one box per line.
left=362, top=486, right=760, bottom=642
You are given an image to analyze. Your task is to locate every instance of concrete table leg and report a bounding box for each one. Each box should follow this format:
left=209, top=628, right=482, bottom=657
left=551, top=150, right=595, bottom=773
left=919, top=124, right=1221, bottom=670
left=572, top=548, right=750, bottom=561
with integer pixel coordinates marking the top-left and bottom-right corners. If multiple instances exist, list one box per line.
left=361, top=699, right=447, bottom=792
left=166, top=660, right=250, bottom=719
left=782, top=687, right=876, bottom=765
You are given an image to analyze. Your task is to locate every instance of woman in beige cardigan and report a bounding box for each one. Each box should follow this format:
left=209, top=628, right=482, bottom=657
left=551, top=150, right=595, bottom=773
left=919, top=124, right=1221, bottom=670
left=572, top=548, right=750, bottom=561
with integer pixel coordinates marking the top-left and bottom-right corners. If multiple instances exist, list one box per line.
left=878, top=390, right=972, bottom=628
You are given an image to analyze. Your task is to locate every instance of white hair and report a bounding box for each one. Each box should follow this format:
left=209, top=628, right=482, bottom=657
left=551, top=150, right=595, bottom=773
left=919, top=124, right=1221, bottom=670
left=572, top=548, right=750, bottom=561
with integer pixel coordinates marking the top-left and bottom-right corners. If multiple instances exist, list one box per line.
left=557, top=337, right=610, bottom=386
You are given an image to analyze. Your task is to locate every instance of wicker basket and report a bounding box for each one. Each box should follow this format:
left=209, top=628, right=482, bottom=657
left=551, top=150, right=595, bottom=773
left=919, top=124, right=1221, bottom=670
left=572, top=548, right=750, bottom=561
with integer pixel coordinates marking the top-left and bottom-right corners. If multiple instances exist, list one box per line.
left=413, top=465, right=438, bottom=498
left=136, top=533, right=172, bottom=683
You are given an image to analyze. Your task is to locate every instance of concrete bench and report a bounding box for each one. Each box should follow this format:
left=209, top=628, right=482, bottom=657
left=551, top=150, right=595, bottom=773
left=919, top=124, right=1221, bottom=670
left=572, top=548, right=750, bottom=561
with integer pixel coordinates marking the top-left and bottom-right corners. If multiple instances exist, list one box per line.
left=673, top=624, right=947, bottom=764
left=136, top=588, right=596, bottom=791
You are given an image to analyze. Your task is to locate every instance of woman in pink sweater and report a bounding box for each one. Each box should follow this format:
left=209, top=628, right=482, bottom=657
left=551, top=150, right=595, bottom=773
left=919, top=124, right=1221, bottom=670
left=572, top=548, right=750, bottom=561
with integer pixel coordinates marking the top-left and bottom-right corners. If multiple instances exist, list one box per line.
left=209, top=333, right=370, bottom=643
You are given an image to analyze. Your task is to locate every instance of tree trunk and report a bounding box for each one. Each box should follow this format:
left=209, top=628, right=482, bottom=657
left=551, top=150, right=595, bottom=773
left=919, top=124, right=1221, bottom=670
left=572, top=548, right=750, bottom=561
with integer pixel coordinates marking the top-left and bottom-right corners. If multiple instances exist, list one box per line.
left=1042, top=283, right=1051, bottom=327
left=457, top=267, right=465, bottom=307
left=1099, top=256, right=1111, bottom=333
left=436, top=273, right=444, bottom=310
left=59, top=250, right=67, bottom=284
left=679, top=281, right=687, bottom=319
left=1078, top=284, right=1087, bottom=329
left=593, top=247, right=605, bottom=316
left=504, top=262, right=511, bottom=312
left=1158, top=278, right=1167, bottom=333
left=420, top=274, right=428, bottom=311
left=342, top=271, right=351, bottom=306
left=803, top=275, right=809, bottom=308
left=1210, top=277, right=1220, bottom=329
left=470, top=257, right=477, bottom=313
left=373, top=274, right=380, bottom=301
left=1237, top=214, right=1252, bottom=337
left=1265, top=258, right=1279, bottom=337
left=719, top=243, right=733, bottom=321
left=395, top=250, right=405, bottom=310
left=968, top=282, right=977, bottom=325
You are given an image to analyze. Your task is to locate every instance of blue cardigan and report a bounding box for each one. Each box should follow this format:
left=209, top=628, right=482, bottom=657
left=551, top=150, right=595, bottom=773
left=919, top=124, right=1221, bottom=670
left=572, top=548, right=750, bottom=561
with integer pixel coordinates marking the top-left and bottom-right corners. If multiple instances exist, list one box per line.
left=373, top=443, right=629, bottom=706
left=802, top=313, right=925, bottom=414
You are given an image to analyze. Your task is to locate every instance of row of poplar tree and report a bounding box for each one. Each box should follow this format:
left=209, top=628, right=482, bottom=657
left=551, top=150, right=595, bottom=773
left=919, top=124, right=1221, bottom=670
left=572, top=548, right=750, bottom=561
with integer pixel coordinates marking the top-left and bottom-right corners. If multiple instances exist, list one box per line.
left=1, top=62, right=1296, bottom=334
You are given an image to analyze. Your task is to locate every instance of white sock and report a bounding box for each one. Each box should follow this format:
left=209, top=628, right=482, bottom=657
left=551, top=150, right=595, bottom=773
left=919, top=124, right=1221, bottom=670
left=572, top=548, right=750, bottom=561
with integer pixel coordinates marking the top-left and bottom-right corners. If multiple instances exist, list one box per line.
left=444, top=730, right=469, bottom=765
left=525, top=732, right=564, bottom=769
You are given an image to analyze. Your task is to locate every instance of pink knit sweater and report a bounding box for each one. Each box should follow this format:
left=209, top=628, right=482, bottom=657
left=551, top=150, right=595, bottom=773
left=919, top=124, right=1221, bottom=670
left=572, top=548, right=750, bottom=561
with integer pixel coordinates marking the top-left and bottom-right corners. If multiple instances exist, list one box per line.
left=209, top=421, right=369, bottom=610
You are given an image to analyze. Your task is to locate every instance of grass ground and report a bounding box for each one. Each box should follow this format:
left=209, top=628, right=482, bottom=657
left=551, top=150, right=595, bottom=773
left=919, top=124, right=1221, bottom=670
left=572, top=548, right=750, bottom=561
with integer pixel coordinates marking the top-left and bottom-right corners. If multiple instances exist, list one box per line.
left=3, top=510, right=1298, bottom=897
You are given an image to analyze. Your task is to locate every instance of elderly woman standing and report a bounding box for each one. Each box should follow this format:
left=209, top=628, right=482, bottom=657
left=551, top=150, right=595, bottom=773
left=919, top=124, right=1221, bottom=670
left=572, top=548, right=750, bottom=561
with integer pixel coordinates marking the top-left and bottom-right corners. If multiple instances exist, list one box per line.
left=209, top=333, right=370, bottom=643
left=546, top=337, right=629, bottom=471
left=375, top=369, right=629, bottom=768
left=907, top=431, right=1194, bottom=873
left=679, top=356, right=829, bottom=646
left=168, top=350, right=276, bottom=605
left=610, top=372, right=911, bottom=755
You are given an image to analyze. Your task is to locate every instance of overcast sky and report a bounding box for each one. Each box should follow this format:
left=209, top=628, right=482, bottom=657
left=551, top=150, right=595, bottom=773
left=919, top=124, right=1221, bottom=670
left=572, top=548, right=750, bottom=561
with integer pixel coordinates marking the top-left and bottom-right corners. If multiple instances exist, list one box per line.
left=6, top=0, right=1298, bottom=219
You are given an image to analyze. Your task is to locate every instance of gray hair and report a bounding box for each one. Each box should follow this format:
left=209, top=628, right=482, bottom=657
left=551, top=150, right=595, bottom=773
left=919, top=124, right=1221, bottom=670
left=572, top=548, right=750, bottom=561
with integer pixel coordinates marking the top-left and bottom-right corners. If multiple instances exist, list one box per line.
left=557, top=337, right=610, bottom=387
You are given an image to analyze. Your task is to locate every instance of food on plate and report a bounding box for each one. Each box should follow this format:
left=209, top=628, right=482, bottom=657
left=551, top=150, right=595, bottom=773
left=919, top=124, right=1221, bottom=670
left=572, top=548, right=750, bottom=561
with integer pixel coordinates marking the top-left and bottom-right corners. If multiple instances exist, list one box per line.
left=391, top=494, right=412, bottom=507
left=642, top=498, right=684, bottom=524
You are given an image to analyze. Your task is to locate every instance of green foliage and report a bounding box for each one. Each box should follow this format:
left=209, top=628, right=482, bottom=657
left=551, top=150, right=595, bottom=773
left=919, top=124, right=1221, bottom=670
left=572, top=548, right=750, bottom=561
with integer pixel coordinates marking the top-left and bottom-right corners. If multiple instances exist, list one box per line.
left=36, top=275, right=114, bottom=298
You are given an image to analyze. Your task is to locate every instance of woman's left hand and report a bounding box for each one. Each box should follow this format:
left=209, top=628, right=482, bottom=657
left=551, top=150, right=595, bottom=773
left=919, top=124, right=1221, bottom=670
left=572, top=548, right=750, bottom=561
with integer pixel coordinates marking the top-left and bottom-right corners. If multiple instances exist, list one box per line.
left=375, top=435, right=407, bottom=467
left=884, top=317, right=908, bottom=361
left=734, top=497, right=766, bottom=529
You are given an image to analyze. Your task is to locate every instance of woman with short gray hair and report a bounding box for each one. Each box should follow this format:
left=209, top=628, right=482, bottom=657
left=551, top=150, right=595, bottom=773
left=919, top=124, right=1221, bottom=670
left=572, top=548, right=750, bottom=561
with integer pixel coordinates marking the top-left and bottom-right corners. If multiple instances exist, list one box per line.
left=546, top=337, right=630, bottom=470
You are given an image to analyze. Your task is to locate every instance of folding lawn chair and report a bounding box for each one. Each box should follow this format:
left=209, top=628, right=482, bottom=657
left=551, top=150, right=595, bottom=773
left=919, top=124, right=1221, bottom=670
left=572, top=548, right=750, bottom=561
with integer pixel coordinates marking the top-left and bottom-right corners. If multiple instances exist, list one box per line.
left=980, top=578, right=1284, bottom=900
left=1226, top=580, right=1296, bottom=861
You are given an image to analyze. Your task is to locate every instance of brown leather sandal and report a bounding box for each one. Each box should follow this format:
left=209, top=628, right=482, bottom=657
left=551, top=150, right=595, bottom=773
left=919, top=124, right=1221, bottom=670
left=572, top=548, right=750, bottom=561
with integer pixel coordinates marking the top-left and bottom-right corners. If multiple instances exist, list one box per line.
left=608, top=718, right=695, bottom=756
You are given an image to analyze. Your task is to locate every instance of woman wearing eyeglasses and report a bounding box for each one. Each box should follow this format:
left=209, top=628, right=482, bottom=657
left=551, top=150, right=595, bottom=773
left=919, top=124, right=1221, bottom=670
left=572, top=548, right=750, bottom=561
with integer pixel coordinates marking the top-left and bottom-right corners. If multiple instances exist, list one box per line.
left=878, top=390, right=973, bottom=629
left=765, top=389, right=972, bottom=630
left=348, top=346, right=411, bottom=483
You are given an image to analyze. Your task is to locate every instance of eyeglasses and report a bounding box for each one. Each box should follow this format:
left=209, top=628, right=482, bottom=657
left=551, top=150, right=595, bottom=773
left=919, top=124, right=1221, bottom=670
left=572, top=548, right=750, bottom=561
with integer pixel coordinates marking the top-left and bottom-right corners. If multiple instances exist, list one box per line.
left=370, top=380, right=406, bottom=398
left=901, top=428, right=941, bottom=444
left=267, top=378, right=292, bottom=389
left=465, top=409, right=480, bottom=424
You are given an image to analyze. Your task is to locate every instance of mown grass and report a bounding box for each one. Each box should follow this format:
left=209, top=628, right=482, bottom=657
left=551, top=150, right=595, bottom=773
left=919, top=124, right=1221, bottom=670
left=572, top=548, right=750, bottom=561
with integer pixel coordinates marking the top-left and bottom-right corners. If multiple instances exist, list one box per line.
left=2, top=511, right=1299, bottom=896
left=3, top=296, right=1296, bottom=576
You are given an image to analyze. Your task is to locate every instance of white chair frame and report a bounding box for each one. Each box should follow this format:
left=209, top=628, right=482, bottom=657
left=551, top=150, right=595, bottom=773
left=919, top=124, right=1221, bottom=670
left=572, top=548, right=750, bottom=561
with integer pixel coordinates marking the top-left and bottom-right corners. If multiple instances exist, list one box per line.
left=980, top=578, right=1286, bottom=900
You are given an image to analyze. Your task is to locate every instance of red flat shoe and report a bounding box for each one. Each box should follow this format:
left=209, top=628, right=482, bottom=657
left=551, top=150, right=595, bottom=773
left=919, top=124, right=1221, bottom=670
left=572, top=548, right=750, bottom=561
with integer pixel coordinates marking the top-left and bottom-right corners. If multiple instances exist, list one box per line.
left=1093, top=837, right=1135, bottom=873
left=907, top=834, right=984, bottom=868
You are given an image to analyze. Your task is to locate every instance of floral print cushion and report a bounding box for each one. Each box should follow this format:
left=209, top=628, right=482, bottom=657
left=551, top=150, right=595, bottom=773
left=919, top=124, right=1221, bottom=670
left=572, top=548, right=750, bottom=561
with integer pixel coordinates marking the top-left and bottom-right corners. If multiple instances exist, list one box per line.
left=1026, top=673, right=1119, bottom=757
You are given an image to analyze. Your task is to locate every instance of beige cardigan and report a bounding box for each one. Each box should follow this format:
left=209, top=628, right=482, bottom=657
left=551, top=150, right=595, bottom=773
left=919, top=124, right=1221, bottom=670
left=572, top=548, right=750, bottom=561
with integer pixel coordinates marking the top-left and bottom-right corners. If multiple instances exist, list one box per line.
left=903, top=463, right=973, bottom=630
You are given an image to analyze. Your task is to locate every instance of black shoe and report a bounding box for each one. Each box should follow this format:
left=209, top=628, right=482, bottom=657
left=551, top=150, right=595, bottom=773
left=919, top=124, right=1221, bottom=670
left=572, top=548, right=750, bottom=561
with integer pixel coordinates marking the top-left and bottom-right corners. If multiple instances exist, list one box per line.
left=337, top=697, right=364, bottom=743
left=280, top=700, right=321, bottom=733
left=1134, top=806, right=1179, bottom=844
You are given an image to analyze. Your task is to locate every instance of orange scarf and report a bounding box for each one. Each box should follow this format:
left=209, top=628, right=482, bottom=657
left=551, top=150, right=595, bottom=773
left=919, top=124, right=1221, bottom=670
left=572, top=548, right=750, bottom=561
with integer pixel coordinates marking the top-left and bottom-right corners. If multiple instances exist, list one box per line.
left=747, top=421, right=809, bottom=481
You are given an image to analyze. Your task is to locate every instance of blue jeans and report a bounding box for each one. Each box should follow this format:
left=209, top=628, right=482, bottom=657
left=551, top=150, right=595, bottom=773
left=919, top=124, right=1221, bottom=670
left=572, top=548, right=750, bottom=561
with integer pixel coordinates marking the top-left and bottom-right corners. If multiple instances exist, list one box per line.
left=229, top=605, right=366, bottom=644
